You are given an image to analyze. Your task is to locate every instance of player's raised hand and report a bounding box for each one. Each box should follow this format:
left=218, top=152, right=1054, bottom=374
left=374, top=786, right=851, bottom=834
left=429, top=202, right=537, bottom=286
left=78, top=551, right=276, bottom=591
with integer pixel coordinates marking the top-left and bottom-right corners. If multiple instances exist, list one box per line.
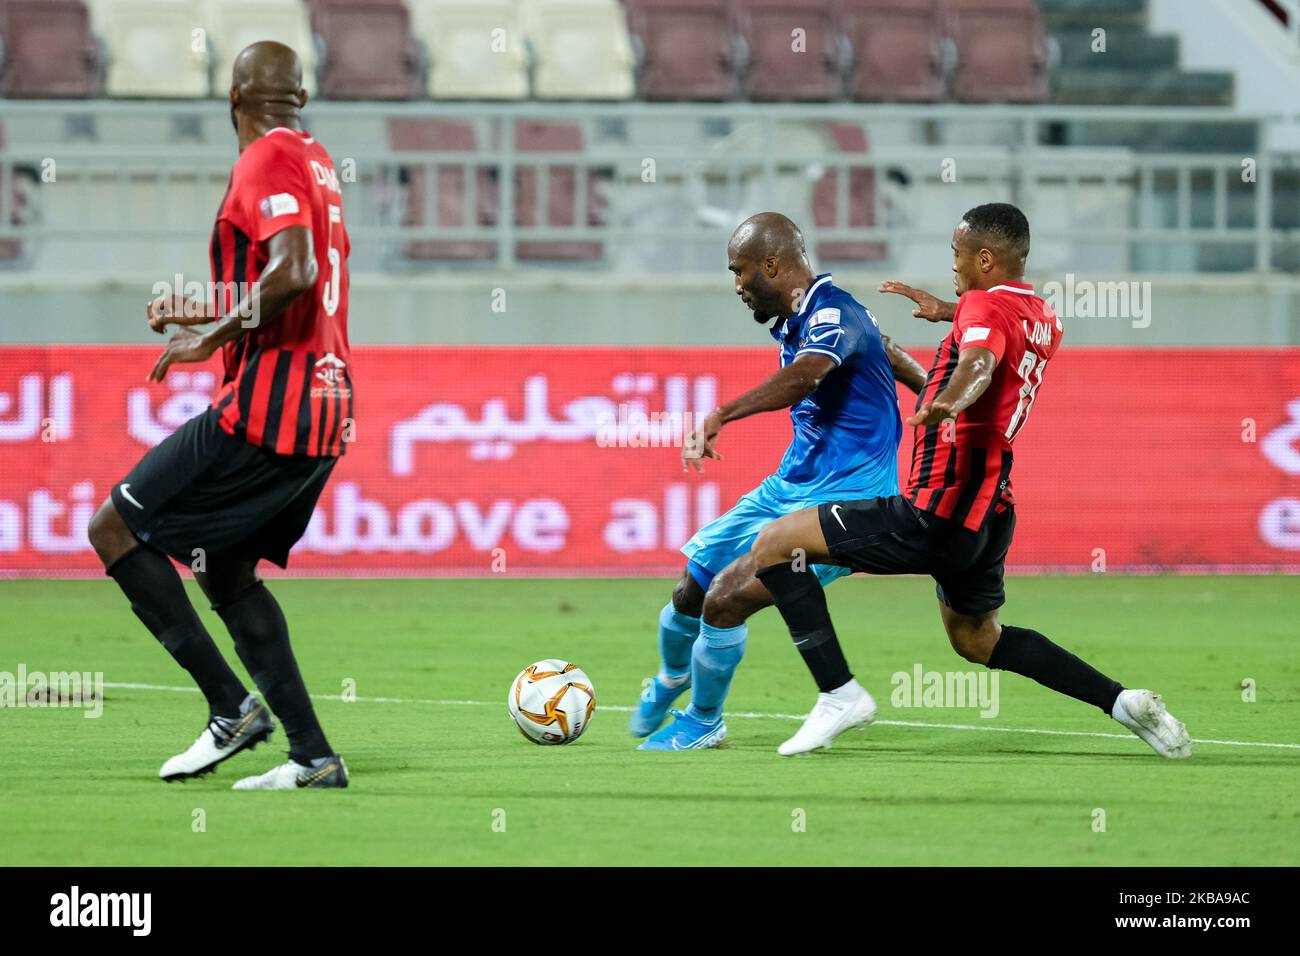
left=148, top=327, right=217, bottom=382
left=878, top=281, right=954, bottom=323
left=907, top=399, right=957, bottom=428
left=147, top=294, right=213, bottom=334
left=682, top=412, right=724, bottom=473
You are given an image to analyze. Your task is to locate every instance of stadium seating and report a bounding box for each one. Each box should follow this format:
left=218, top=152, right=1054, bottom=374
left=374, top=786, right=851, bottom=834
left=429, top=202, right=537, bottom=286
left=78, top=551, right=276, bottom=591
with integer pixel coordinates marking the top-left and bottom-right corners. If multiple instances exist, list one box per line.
left=84, top=0, right=211, bottom=97
left=810, top=122, right=884, bottom=263
left=408, top=0, right=528, bottom=99
left=0, top=0, right=100, bottom=97
left=0, top=122, right=23, bottom=261
left=623, top=0, right=738, bottom=100
left=735, top=0, right=842, bottom=101
left=522, top=0, right=635, bottom=100
left=389, top=118, right=498, bottom=260
left=947, top=0, right=1049, bottom=103
left=840, top=0, right=945, bottom=102
left=513, top=119, right=605, bottom=260
left=307, top=0, right=421, bottom=100
left=200, top=0, right=318, bottom=96
left=390, top=117, right=606, bottom=262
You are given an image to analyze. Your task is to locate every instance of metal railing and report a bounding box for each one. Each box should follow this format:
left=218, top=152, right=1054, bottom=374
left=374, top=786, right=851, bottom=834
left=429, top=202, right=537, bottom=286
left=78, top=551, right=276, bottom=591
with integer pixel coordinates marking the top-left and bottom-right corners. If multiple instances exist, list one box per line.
left=0, top=100, right=1296, bottom=274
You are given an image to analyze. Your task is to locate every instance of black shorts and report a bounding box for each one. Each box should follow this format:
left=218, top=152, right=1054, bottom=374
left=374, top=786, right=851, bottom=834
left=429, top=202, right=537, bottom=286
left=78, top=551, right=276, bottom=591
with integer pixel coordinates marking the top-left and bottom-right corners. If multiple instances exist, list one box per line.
left=818, top=495, right=1016, bottom=615
left=111, top=408, right=336, bottom=569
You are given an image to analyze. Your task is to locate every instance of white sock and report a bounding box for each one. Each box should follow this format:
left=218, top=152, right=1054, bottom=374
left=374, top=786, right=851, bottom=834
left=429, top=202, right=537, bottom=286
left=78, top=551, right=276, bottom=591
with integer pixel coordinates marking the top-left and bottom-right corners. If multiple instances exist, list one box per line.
left=826, top=678, right=864, bottom=700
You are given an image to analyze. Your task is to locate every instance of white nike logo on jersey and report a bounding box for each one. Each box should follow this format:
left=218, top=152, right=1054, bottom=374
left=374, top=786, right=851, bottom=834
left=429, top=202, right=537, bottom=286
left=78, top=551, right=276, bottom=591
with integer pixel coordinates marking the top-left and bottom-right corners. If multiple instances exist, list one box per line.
left=119, top=483, right=144, bottom=509
left=830, top=504, right=846, bottom=531
left=808, top=327, right=842, bottom=344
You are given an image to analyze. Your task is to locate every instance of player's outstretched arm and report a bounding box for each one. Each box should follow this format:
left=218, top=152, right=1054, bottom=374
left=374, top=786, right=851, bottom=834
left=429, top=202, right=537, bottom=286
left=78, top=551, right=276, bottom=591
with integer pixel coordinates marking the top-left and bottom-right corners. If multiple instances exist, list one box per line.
left=907, top=345, right=996, bottom=426
left=880, top=334, right=927, bottom=393
left=879, top=281, right=957, bottom=323
left=683, top=353, right=837, bottom=473
left=148, top=227, right=318, bottom=382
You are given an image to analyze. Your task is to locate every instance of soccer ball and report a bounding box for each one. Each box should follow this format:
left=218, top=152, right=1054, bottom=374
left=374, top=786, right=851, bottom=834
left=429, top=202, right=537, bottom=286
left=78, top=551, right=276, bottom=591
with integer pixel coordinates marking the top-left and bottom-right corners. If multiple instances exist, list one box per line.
left=507, top=660, right=596, bottom=745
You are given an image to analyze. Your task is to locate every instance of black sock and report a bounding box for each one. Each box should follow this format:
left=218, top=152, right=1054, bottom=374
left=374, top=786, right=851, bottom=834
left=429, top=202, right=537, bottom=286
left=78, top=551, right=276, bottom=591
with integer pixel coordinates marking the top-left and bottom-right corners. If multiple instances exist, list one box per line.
left=987, top=625, right=1123, bottom=715
left=106, top=547, right=247, bottom=716
left=755, top=562, right=853, bottom=693
left=214, top=581, right=332, bottom=763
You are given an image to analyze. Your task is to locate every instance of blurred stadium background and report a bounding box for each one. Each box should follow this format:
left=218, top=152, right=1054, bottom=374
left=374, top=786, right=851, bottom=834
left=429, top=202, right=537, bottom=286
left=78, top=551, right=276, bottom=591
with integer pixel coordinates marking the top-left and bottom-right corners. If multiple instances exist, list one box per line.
left=1, top=0, right=1298, bottom=577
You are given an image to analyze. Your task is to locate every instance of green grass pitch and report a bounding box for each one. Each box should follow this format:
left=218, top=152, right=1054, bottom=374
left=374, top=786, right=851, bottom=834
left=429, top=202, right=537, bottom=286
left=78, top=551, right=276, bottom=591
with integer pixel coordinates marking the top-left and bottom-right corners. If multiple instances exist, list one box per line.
left=1, top=575, right=1296, bottom=866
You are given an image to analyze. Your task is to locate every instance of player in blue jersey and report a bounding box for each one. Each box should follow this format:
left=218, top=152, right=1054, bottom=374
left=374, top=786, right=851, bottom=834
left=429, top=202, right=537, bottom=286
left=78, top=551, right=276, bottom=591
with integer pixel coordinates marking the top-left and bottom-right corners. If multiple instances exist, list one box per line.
left=634, top=212, right=927, bottom=751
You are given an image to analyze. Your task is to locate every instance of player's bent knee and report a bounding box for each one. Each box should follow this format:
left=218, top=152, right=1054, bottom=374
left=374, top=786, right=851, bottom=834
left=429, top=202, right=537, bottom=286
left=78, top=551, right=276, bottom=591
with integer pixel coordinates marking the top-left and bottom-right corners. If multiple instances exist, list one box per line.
left=701, top=581, right=754, bottom=629
left=752, top=520, right=792, bottom=568
left=671, top=572, right=705, bottom=618
left=943, top=611, right=1000, bottom=665
left=87, top=499, right=135, bottom=566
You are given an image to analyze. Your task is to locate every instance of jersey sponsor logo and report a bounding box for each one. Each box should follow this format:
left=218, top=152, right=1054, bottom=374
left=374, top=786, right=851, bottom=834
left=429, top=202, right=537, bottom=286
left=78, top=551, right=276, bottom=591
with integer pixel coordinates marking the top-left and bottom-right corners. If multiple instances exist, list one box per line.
left=960, top=326, right=991, bottom=345
left=312, top=353, right=351, bottom=399
left=258, top=193, right=300, bottom=219
left=809, top=307, right=841, bottom=327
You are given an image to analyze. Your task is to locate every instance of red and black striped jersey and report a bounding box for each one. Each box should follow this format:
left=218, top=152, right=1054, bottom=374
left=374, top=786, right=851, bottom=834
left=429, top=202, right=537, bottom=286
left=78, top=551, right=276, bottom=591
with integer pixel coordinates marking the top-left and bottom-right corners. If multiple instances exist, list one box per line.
left=906, top=282, right=1062, bottom=531
left=209, top=127, right=353, bottom=457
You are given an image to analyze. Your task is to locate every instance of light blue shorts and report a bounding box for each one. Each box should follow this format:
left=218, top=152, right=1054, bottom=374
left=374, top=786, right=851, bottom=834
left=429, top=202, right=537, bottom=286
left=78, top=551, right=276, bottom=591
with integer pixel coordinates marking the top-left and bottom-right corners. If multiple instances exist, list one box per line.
left=679, top=481, right=853, bottom=589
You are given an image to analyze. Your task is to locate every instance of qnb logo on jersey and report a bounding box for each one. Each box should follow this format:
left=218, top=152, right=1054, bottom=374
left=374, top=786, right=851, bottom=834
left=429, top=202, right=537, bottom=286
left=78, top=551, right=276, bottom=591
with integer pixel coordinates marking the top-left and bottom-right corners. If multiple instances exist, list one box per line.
left=311, top=353, right=351, bottom=399
left=49, top=886, right=151, bottom=936
left=1258, top=398, right=1300, bottom=550
left=258, top=193, right=299, bottom=220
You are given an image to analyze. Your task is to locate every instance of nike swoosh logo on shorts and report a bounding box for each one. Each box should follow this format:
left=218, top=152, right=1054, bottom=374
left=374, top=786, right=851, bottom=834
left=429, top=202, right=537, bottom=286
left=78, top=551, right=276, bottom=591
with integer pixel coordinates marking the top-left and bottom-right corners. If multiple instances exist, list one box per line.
left=830, top=504, right=846, bottom=531
left=119, top=483, right=144, bottom=509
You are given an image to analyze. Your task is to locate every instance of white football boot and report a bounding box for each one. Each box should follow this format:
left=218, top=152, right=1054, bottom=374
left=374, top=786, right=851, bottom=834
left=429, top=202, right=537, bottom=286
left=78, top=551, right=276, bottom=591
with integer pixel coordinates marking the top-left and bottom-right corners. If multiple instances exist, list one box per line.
left=1111, top=689, right=1191, bottom=758
left=232, top=754, right=349, bottom=790
left=159, top=694, right=275, bottom=782
left=778, top=680, right=877, bottom=756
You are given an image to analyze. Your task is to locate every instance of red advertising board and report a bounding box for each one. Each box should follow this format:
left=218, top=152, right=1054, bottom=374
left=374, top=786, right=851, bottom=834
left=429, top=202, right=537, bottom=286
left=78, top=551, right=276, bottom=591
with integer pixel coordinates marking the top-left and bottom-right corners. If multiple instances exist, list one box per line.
left=1, top=345, right=1297, bottom=575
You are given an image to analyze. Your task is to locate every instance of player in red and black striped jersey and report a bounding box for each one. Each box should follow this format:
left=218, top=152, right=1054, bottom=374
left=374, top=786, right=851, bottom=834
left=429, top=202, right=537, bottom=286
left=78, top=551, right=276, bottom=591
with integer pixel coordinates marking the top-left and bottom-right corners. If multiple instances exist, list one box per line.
left=88, top=42, right=349, bottom=790
left=743, top=204, right=1191, bottom=760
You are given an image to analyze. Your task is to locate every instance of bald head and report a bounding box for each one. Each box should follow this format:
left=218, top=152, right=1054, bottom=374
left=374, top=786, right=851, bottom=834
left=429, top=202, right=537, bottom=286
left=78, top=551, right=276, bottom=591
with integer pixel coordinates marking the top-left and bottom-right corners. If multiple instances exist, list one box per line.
left=727, top=212, right=816, bottom=323
left=229, top=42, right=307, bottom=147
left=232, top=41, right=304, bottom=99
left=728, top=212, right=808, bottom=270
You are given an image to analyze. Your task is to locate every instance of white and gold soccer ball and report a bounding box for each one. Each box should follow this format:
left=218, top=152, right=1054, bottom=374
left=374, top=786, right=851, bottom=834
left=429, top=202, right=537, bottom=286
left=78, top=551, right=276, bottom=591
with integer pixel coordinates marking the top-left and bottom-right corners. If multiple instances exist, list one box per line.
left=507, top=660, right=596, bottom=745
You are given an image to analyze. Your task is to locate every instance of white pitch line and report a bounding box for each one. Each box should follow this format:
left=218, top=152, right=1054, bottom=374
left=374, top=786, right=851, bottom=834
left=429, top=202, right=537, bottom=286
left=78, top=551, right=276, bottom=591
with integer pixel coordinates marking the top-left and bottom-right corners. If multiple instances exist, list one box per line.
left=103, top=681, right=1300, bottom=751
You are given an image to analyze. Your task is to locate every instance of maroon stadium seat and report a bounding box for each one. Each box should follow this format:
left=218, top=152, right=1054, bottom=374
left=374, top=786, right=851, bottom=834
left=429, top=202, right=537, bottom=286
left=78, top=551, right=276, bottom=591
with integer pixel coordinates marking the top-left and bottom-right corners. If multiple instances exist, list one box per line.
left=513, top=120, right=605, bottom=262
left=0, top=122, right=22, bottom=261
left=839, top=0, right=944, bottom=102
left=623, top=0, right=737, bottom=101
left=388, top=118, right=498, bottom=261
left=389, top=119, right=606, bottom=263
left=0, top=0, right=99, bottom=97
left=946, top=0, right=1049, bottom=103
left=734, top=0, right=841, bottom=101
left=811, top=123, right=885, bottom=263
left=308, top=0, right=420, bottom=100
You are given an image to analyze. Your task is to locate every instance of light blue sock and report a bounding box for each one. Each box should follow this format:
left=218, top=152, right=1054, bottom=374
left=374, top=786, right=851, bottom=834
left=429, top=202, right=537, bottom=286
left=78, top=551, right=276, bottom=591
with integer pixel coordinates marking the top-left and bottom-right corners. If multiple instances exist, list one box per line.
left=686, top=618, right=748, bottom=723
left=658, top=603, right=700, bottom=681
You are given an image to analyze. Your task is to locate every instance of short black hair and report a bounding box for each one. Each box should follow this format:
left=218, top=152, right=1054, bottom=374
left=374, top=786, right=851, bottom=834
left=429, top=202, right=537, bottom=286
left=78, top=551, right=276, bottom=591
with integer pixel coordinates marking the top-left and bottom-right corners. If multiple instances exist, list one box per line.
left=960, top=203, right=1030, bottom=267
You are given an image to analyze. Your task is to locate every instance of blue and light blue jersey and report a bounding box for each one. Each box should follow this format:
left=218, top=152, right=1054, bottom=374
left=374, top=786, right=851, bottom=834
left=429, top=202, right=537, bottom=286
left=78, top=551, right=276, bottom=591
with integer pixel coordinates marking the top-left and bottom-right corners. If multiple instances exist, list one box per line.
left=763, top=273, right=902, bottom=502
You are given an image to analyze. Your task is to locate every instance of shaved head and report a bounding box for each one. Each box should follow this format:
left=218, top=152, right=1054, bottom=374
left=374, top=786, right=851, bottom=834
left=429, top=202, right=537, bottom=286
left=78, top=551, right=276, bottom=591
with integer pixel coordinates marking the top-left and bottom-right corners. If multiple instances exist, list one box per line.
left=229, top=42, right=308, bottom=146
left=727, top=212, right=815, bottom=323
left=728, top=212, right=808, bottom=270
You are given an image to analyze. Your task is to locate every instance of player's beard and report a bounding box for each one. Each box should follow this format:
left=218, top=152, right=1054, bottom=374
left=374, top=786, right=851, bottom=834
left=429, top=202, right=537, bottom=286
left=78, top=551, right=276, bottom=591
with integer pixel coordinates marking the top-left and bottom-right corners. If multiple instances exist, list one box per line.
left=230, top=102, right=238, bottom=133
